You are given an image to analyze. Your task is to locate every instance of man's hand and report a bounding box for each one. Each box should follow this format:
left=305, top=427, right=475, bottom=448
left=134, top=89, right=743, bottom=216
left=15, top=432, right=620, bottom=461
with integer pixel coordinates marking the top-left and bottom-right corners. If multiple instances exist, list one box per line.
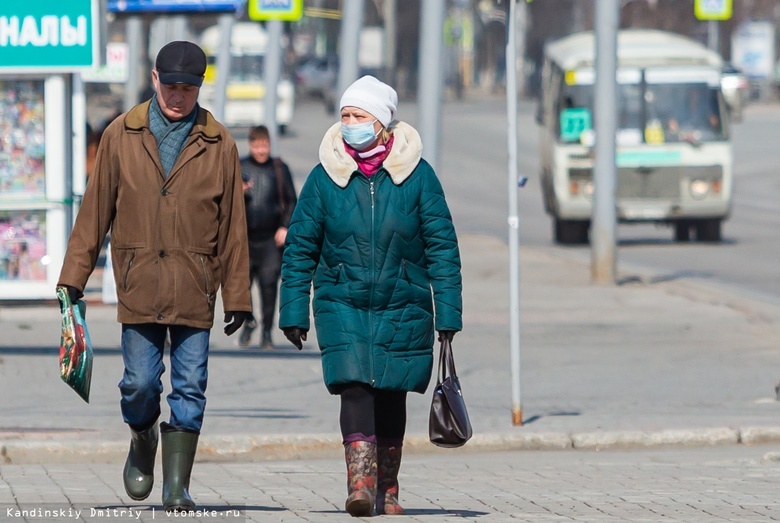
left=438, top=330, right=456, bottom=343
left=224, top=311, right=253, bottom=336
left=282, top=327, right=308, bottom=350
left=57, top=284, right=83, bottom=308
left=274, top=227, right=288, bottom=248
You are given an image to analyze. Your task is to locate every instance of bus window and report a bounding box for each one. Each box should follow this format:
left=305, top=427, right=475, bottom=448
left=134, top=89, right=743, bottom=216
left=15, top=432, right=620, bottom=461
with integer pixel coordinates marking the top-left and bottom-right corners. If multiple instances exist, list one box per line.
left=646, top=82, right=725, bottom=143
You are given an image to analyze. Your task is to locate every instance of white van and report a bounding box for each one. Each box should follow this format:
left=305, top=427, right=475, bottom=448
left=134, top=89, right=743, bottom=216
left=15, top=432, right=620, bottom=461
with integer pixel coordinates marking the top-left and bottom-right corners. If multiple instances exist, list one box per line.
left=198, top=22, right=294, bottom=131
left=538, top=29, right=732, bottom=244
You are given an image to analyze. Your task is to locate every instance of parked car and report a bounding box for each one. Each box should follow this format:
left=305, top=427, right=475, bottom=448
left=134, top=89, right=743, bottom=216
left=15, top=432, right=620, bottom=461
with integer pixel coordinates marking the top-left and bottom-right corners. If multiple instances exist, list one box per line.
left=720, top=63, right=748, bottom=123
left=295, top=54, right=338, bottom=99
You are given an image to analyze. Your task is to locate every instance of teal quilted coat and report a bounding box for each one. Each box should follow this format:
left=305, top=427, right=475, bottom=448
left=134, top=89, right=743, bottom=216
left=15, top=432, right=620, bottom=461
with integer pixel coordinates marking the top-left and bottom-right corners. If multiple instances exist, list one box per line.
left=279, top=121, right=462, bottom=394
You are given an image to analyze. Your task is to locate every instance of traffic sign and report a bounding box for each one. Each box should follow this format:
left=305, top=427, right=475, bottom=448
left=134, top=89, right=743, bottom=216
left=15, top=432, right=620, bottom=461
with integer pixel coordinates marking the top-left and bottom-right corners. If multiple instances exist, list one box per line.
left=694, top=0, right=732, bottom=21
left=248, top=0, right=303, bottom=21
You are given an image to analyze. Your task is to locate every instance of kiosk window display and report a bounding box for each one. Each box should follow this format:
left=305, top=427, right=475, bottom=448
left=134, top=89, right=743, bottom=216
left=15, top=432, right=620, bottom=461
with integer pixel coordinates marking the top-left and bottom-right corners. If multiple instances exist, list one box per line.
left=0, top=76, right=69, bottom=298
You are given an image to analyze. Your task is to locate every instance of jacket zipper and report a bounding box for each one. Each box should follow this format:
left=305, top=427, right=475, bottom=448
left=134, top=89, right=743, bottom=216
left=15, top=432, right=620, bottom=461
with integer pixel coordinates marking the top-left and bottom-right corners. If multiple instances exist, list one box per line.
left=123, top=249, right=136, bottom=290
left=369, top=179, right=376, bottom=385
left=198, top=254, right=214, bottom=306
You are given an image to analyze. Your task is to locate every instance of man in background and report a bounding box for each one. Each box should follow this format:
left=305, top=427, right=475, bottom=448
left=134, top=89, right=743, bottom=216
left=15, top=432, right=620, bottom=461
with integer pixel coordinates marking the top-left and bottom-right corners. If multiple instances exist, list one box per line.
left=239, top=125, right=297, bottom=349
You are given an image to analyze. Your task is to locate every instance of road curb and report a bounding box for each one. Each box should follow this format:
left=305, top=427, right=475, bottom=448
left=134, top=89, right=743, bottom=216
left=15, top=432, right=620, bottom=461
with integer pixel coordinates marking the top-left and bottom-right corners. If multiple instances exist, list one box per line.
left=4, top=426, right=780, bottom=464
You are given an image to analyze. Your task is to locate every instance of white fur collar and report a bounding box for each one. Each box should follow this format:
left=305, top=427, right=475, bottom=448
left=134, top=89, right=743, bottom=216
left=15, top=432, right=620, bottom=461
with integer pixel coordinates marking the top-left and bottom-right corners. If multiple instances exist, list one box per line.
left=318, top=121, right=423, bottom=188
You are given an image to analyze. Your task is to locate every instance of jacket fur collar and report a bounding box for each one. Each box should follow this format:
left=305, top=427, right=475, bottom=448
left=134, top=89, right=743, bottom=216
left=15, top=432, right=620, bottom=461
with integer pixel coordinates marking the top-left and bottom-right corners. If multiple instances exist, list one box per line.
left=319, top=121, right=423, bottom=188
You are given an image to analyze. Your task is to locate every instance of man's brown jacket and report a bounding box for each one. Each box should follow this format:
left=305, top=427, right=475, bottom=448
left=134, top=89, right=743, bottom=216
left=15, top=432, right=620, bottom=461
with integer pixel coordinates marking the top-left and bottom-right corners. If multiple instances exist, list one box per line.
left=58, top=101, right=251, bottom=329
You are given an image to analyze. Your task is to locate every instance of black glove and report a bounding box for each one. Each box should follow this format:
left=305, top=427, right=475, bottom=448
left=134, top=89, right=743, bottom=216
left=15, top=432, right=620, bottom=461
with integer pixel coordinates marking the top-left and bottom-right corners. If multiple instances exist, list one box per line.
left=438, top=330, right=456, bottom=343
left=283, top=327, right=308, bottom=350
left=57, top=284, right=83, bottom=308
left=224, top=311, right=252, bottom=336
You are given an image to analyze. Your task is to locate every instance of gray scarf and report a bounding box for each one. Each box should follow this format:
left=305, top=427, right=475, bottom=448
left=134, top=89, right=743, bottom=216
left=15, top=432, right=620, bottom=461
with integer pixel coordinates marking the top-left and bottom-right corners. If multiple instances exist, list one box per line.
left=149, top=95, right=197, bottom=178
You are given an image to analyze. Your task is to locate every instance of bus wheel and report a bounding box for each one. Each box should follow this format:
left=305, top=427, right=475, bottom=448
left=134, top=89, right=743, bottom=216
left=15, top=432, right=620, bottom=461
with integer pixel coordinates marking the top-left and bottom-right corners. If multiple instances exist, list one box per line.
left=674, top=221, right=692, bottom=242
left=554, top=219, right=589, bottom=245
left=695, top=219, right=721, bottom=242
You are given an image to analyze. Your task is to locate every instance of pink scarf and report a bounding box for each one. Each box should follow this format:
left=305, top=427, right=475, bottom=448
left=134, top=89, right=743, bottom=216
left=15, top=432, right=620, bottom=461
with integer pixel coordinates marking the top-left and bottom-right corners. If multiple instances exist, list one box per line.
left=344, top=136, right=395, bottom=177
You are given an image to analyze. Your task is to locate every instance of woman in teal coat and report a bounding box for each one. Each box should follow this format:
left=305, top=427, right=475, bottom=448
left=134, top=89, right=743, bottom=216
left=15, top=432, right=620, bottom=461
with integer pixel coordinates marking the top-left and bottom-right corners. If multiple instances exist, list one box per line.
left=279, top=76, right=462, bottom=517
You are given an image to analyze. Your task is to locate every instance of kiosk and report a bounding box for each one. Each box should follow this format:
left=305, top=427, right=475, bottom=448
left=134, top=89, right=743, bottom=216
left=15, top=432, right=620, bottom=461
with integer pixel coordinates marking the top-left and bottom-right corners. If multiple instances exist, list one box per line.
left=0, top=1, right=98, bottom=299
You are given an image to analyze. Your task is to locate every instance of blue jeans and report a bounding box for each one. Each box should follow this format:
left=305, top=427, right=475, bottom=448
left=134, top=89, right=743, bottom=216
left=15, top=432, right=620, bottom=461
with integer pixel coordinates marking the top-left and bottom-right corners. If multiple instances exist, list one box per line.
left=119, top=324, right=210, bottom=433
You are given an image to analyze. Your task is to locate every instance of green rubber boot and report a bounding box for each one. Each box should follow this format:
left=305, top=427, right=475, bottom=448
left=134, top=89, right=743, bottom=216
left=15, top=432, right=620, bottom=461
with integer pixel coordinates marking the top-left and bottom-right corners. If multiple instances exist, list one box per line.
left=122, top=424, right=158, bottom=501
left=161, top=423, right=199, bottom=513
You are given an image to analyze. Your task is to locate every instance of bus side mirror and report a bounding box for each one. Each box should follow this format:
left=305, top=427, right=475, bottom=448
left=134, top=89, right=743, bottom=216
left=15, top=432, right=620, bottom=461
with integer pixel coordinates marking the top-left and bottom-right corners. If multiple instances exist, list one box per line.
left=535, top=104, right=543, bottom=125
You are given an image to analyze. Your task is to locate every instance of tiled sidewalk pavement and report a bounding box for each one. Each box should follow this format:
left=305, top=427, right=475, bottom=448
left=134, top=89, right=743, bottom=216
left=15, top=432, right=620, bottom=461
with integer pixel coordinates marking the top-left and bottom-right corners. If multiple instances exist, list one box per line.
left=2, top=445, right=780, bottom=522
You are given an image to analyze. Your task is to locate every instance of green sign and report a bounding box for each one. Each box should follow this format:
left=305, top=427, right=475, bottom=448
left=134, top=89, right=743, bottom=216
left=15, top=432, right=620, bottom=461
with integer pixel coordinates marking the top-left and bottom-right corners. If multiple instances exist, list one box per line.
left=694, top=0, right=732, bottom=21
left=248, top=0, right=303, bottom=21
left=0, top=1, right=96, bottom=71
left=559, top=108, right=592, bottom=143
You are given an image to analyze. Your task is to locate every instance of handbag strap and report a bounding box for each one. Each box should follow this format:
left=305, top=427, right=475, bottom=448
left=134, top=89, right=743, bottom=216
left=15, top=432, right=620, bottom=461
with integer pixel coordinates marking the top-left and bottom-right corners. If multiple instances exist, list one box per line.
left=437, top=337, right=458, bottom=384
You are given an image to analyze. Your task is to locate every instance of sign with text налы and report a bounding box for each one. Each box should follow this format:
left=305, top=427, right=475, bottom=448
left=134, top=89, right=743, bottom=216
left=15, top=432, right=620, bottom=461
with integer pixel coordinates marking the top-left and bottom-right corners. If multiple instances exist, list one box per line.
left=0, top=0, right=98, bottom=72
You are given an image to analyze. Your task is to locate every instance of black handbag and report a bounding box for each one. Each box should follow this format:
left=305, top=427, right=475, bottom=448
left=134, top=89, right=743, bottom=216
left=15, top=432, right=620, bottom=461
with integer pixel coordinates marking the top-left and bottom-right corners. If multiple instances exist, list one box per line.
left=429, top=337, right=473, bottom=448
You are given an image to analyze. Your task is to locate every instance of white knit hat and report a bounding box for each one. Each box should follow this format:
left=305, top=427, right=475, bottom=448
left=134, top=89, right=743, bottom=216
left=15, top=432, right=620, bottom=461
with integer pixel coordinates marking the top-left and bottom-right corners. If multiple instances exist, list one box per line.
left=339, top=75, right=398, bottom=127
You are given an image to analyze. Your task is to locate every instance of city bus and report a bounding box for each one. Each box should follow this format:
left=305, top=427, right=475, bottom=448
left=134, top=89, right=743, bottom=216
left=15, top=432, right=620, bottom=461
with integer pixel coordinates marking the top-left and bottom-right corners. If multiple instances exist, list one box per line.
left=537, top=29, right=732, bottom=244
left=198, top=22, right=295, bottom=131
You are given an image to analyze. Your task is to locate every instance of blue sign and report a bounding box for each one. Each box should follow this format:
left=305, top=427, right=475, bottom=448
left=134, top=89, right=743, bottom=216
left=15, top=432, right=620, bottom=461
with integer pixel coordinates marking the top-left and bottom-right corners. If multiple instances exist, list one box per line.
left=107, top=0, right=242, bottom=13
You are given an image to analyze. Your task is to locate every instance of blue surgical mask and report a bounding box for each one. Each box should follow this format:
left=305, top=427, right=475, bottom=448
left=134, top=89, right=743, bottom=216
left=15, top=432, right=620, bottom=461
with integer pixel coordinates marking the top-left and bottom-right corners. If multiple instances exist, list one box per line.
left=341, top=120, right=378, bottom=151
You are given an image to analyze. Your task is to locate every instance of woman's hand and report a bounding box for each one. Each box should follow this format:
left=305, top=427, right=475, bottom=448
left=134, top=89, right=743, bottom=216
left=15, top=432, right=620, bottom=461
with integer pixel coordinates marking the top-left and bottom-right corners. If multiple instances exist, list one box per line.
left=283, top=327, right=308, bottom=350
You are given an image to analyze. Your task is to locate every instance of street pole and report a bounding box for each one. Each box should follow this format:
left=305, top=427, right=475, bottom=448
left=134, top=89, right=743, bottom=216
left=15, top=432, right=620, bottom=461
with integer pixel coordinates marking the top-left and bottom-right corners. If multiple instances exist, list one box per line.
left=417, top=0, right=446, bottom=171
left=707, top=20, right=719, bottom=53
left=383, top=0, right=396, bottom=85
left=337, top=0, right=364, bottom=101
left=170, top=15, right=189, bottom=41
left=264, top=19, right=284, bottom=154
left=212, top=14, right=233, bottom=124
left=516, top=0, right=528, bottom=98
left=123, top=16, right=143, bottom=112
left=591, top=0, right=619, bottom=284
left=506, top=0, right=523, bottom=426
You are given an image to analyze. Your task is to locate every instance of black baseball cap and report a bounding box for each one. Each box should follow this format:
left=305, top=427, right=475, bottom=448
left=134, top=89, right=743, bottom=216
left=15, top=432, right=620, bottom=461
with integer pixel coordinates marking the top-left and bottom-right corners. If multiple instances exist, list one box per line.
left=155, top=41, right=207, bottom=87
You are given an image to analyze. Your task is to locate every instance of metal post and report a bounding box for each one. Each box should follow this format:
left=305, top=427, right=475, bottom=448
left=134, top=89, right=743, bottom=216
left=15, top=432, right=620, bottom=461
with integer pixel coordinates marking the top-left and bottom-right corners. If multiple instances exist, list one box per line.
left=170, top=15, right=189, bottom=42
left=383, top=0, right=397, bottom=84
left=417, top=0, right=446, bottom=171
left=337, top=0, right=364, bottom=100
left=506, top=0, right=523, bottom=426
left=264, top=19, right=284, bottom=154
left=591, top=0, right=619, bottom=284
left=123, top=16, right=143, bottom=111
left=71, top=74, right=87, bottom=198
left=516, top=0, right=528, bottom=98
left=212, top=14, right=234, bottom=124
left=707, top=20, right=719, bottom=53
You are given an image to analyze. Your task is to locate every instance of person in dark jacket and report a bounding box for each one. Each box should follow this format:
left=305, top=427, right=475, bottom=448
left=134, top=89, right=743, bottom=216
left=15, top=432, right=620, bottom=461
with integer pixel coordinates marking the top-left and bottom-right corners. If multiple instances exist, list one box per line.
left=57, top=41, right=252, bottom=513
left=279, top=76, right=463, bottom=517
left=238, top=125, right=297, bottom=349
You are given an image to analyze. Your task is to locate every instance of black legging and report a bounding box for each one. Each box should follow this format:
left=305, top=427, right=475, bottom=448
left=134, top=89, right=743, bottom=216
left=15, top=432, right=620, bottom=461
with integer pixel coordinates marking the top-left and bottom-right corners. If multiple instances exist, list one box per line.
left=337, top=382, right=407, bottom=441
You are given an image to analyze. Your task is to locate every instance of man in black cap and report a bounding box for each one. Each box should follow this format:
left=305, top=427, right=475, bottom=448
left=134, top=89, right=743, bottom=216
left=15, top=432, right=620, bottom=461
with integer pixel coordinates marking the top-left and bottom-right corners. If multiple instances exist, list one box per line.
left=57, top=41, right=252, bottom=513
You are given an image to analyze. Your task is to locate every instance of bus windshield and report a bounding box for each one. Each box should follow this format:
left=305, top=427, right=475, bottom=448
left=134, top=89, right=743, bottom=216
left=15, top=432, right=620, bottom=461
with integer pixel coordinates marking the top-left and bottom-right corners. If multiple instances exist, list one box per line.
left=558, top=73, right=726, bottom=145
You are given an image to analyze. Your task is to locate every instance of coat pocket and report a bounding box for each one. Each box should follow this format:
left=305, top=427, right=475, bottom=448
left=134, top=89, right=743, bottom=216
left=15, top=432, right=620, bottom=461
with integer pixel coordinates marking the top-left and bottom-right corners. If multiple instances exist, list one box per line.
left=197, top=254, right=216, bottom=309
left=116, top=248, right=136, bottom=292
